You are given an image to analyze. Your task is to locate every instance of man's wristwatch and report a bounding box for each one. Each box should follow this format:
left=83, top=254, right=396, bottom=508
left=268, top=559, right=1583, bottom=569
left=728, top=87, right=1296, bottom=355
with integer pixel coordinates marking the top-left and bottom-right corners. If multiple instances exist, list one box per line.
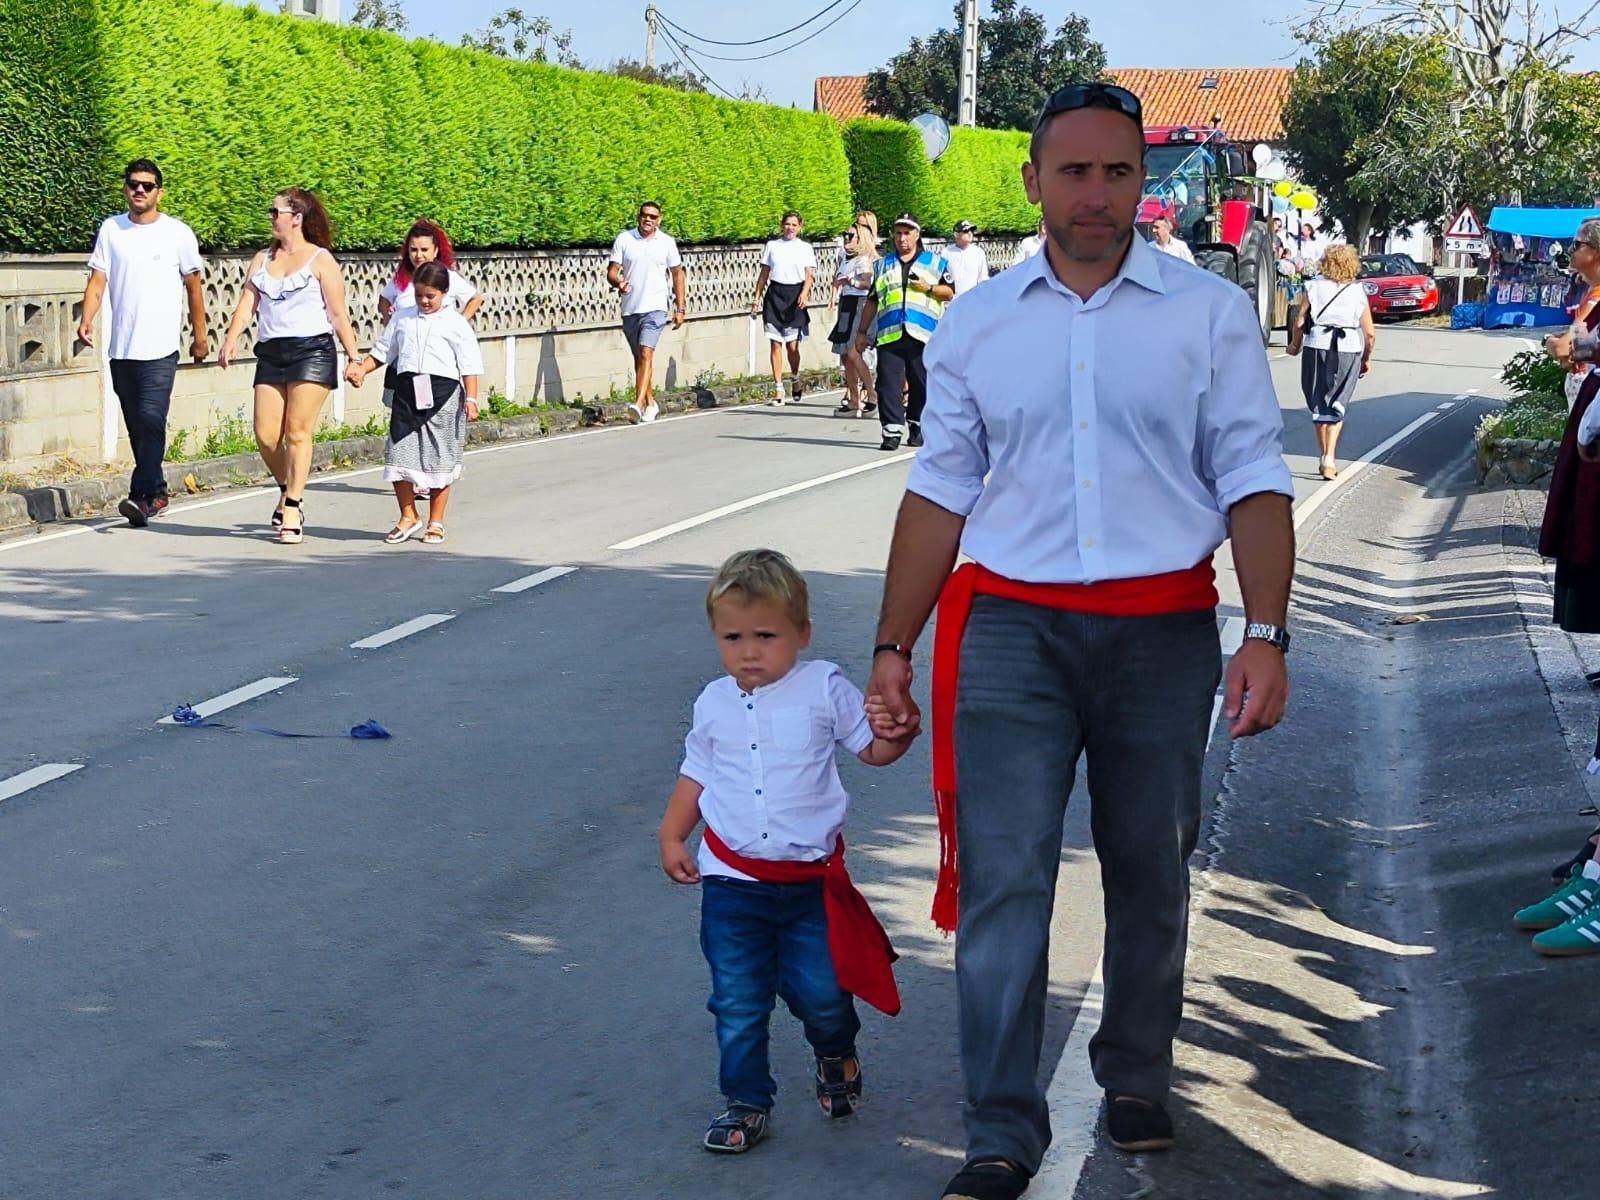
left=873, top=642, right=912, bottom=659
left=1243, top=623, right=1291, bottom=653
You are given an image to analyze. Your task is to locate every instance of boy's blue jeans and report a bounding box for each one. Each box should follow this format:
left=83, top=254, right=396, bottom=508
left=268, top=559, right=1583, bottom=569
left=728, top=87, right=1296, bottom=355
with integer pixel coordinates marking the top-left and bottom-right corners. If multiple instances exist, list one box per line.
left=700, top=875, right=861, bottom=1111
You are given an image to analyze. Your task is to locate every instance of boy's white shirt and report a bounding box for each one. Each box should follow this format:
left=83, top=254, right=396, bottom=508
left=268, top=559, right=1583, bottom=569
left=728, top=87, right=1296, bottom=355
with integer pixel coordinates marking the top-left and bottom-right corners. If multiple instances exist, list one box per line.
left=680, top=659, right=873, bottom=882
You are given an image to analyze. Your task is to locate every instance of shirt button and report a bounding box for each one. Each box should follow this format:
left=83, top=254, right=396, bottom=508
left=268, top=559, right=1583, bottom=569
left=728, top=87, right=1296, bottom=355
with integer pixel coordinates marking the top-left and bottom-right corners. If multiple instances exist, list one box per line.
left=750, top=743, right=757, bottom=750
left=1082, top=479, right=1093, bottom=489
left=1076, top=361, right=1086, bottom=370
left=755, top=789, right=762, bottom=795
left=746, top=703, right=753, bottom=710
left=1079, top=420, right=1088, bottom=430
left=1085, top=537, right=1096, bottom=548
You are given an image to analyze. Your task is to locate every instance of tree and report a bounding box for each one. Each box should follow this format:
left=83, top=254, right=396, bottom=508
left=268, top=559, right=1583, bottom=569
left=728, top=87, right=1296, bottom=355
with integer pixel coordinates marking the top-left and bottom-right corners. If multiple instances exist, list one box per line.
left=348, top=0, right=406, bottom=32
left=605, top=58, right=706, bottom=93
left=461, top=8, right=580, bottom=67
left=1281, top=31, right=1453, bottom=248
left=864, top=0, right=1107, bottom=131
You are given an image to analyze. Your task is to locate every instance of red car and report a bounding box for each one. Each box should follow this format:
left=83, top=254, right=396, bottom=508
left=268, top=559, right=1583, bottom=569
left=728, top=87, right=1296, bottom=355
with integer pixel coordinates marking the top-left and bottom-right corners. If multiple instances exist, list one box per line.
left=1360, top=253, right=1440, bottom=318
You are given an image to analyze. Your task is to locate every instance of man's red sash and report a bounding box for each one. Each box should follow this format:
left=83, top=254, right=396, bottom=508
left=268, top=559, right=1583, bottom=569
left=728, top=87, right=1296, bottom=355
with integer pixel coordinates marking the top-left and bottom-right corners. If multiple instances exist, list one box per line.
left=929, top=559, right=1219, bottom=934
left=703, top=827, right=901, bottom=1016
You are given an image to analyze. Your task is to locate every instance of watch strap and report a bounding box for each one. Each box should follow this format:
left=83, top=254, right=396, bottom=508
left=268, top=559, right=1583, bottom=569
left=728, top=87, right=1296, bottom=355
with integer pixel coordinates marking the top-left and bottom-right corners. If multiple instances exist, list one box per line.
left=873, top=642, right=911, bottom=659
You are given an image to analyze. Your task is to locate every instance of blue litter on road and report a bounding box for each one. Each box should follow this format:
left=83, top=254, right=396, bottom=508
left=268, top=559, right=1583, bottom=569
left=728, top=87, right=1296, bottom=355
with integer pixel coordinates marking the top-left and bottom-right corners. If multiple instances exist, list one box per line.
left=169, top=705, right=391, bottom=740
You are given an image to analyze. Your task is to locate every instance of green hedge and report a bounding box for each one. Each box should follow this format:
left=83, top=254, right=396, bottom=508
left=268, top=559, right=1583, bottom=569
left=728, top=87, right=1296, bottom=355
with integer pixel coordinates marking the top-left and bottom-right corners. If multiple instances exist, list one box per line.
left=842, top=119, right=1036, bottom=237
left=0, top=0, right=112, bottom=253
left=6, top=0, right=853, bottom=252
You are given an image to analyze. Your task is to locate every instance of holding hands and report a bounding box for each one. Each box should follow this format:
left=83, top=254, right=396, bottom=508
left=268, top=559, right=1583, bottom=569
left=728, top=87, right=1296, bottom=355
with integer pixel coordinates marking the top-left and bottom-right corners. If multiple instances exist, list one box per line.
left=344, top=361, right=368, bottom=387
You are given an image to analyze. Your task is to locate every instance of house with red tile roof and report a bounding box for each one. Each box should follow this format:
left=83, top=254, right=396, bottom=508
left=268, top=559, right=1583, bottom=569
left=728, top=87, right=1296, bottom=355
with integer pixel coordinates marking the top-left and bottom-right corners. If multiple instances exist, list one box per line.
left=814, top=75, right=871, bottom=122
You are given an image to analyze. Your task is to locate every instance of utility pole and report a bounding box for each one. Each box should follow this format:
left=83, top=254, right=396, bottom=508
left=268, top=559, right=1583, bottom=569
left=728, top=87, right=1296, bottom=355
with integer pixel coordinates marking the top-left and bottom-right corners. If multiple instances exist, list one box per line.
left=645, top=3, right=658, bottom=69
left=956, top=0, right=979, bottom=127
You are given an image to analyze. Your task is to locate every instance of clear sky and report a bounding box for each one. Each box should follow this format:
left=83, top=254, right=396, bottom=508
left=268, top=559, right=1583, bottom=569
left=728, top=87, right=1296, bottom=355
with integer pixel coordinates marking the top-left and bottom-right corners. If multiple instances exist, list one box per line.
left=277, top=1, right=1600, bottom=109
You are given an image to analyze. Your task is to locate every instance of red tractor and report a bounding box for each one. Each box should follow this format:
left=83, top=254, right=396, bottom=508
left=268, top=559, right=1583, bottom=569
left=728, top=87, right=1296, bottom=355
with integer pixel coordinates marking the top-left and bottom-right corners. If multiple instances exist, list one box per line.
left=1138, top=124, right=1275, bottom=343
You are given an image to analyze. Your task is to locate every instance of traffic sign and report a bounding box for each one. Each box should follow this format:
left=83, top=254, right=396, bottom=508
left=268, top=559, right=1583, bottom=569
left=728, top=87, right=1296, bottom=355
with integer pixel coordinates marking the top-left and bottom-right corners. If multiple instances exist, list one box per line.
left=1446, top=204, right=1483, bottom=240
left=1445, top=236, right=1487, bottom=256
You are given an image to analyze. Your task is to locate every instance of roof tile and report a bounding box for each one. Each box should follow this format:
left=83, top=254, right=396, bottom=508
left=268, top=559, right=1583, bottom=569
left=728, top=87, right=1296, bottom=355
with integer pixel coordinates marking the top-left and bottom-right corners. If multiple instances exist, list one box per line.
left=1108, top=68, right=1293, bottom=144
left=814, top=75, right=871, bottom=121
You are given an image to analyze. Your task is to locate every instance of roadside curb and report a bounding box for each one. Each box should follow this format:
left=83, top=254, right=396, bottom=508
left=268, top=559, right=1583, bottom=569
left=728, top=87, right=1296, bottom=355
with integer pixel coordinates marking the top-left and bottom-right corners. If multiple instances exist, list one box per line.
left=0, top=369, right=843, bottom=535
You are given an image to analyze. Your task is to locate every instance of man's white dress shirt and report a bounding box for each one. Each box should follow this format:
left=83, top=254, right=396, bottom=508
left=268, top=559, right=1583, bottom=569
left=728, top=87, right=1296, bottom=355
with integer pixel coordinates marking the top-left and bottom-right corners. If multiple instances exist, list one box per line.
left=946, top=242, right=990, bottom=295
left=680, top=660, right=873, bottom=881
left=907, top=234, right=1293, bottom=584
left=1151, top=236, right=1196, bottom=266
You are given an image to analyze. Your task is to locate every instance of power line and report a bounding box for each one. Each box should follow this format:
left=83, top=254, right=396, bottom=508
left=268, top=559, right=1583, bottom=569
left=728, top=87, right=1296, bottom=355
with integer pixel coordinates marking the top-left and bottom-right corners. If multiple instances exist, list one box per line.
left=656, top=0, right=867, bottom=62
left=656, top=24, right=740, bottom=99
left=655, top=0, right=852, bottom=47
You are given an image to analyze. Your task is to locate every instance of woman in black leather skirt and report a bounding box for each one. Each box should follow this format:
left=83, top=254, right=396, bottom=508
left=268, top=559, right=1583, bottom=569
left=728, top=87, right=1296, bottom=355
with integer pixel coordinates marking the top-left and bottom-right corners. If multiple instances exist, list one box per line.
left=218, top=189, right=360, bottom=543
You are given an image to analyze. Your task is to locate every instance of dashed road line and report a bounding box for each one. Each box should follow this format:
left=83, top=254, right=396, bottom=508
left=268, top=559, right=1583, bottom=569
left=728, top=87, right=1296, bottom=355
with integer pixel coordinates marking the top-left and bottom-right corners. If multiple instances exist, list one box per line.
left=350, top=614, right=455, bottom=650
left=156, top=676, right=298, bottom=725
left=608, top=453, right=916, bottom=551
left=492, top=565, right=578, bottom=594
left=0, top=763, right=84, bottom=804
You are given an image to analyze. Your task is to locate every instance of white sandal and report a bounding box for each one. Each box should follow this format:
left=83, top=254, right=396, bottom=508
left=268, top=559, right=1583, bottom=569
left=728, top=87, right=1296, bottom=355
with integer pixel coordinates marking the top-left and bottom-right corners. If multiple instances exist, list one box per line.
left=422, top=522, right=446, bottom=544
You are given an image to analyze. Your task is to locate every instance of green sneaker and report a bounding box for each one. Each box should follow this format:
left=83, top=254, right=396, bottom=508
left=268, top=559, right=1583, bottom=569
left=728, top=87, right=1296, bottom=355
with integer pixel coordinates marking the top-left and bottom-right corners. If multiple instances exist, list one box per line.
left=1513, top=866, right=1600, bottom=931
left=1533, top=906, right=1600, bottom=956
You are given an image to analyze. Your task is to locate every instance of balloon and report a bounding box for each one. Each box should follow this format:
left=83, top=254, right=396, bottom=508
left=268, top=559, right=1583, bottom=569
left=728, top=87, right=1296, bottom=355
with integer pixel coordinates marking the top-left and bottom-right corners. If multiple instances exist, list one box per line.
left=1290, top=191, right=1317, bottom=211
left=1272, top=180, right=1295, bottom=197
left=1271, top=195, right=1290, bottom=214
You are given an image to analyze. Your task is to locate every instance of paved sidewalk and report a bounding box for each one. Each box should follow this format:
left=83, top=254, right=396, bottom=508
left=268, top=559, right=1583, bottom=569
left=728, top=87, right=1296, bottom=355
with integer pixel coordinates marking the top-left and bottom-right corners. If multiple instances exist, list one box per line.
left=1076, top=416, right=1593, bottom=1197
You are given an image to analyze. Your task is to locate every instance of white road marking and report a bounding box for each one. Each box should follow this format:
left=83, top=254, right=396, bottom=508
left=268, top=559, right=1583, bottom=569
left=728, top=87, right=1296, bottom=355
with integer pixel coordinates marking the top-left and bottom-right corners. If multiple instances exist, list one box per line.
left=156, top=676, right=299, bottom=724
left=492, top=565, right=577, bottom=594
left=0, top=391, right=847, bottom=557
left=1220, top=615, right=1246, bottom=657
left=607, top=453, right=916, bottom=551
left=350, top=614, right=455, bottom=650
left=1031, top=406, right=1456, bottom=1194
left=1436, top=402, right=1456, bottom=411
left=0, top=763, right=84, bottom=804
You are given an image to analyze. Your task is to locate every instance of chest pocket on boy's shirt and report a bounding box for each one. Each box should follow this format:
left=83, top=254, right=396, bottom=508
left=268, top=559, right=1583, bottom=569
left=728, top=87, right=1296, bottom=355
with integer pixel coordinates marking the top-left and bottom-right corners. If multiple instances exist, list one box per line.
left=769, top=706, right=818, bottom=753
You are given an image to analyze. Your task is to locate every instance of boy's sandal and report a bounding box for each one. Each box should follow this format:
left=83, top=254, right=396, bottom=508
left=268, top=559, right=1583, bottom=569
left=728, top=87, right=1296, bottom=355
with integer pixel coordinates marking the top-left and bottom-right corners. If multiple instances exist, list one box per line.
left=384, top=521, right=423, bottom=545
left=815, top=1054, right=862, bottom=1119
left=703, top=1105, right=768, bottom=1154
left=941, top=1158, right=1030, bottom=1200
left=422, top=522, right=445, bottom=544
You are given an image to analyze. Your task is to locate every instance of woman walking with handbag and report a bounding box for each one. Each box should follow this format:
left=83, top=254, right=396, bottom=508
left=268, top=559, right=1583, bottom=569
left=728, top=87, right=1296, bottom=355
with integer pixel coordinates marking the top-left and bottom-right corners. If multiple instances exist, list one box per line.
left=1288, top=244, right=1374, bottom=480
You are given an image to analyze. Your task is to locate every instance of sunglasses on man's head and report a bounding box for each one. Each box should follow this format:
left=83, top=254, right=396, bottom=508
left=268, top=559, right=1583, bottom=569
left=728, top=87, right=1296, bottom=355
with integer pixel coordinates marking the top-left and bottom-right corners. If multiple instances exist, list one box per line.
left=1034, top=83, right=1142, bottom=129
left=125, top=180, right=159, bottom=194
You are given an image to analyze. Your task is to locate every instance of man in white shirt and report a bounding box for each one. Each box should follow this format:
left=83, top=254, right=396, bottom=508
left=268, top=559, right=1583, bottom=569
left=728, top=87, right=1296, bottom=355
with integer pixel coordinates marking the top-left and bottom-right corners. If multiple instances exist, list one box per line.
left=1016, top=216, right=1047, bottom=259
left=864, top=83, right=1293, bottom=1193
left=945, top=220, right=990, bottom=296
left=1148, top=216, right=1195, bottom=265
left=77, top=158, right=208, bottom=527
left=607, top=201, right=686, bottom=424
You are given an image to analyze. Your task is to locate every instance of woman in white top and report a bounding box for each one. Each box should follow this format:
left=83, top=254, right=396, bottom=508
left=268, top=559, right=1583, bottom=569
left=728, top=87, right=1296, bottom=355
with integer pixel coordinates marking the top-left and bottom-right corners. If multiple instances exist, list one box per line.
left=1288, top=243, right=1375, bottom=479
left=218, top=189, right=360, bottom=543
left=828, top=222, right=877, bottom=417
left=347, top=261, right=484, bottom=545
left=377, top=220, right=482, bottom=324
left=750, top=211, right=818, bottom=404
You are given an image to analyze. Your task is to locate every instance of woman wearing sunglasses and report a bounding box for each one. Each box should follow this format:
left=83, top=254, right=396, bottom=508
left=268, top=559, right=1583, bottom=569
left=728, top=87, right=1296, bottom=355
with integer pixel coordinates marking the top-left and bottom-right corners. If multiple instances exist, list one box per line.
left=218, top=189, right=360, bottom=544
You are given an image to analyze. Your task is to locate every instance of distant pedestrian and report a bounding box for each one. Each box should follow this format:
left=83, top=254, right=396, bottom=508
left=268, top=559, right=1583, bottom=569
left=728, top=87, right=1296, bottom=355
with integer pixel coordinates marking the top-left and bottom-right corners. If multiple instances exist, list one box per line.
left=1287, top=244, right=1373, bottom=480
left=346, top=261, right=484, bottom=546
left=751, top=212, right=818, bottom=404
left=608, top=201, right=687, bottom=425
left=945, top=220, right=990, bottom=296
left=1148, top=217, right=1195, bottom=265
left=656, top=548, right=910, bottom=1155
left=829, top=222, right=877, bottom=417
left=218, top=188, right=361, bottom=544
left=1017, top=216, right=1047, bottom=259
left=77, top=158, right=209, bottom=528
left=378, top=220, right=482, bottom=324
left=854, top=213, right=955, bottom=451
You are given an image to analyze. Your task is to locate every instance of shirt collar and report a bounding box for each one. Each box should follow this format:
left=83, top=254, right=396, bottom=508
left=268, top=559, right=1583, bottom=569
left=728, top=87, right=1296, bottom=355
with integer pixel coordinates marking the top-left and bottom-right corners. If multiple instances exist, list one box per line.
left=1014, top=227, right=1168, bottom=304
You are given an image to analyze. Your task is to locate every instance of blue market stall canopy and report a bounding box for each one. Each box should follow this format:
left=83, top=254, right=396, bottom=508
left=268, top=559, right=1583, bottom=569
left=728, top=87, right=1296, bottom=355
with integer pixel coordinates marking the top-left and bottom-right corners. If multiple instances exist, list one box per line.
left=1482, top=206, right=1600, bottom=328
left=1487, top=206, right=1600, bottom=238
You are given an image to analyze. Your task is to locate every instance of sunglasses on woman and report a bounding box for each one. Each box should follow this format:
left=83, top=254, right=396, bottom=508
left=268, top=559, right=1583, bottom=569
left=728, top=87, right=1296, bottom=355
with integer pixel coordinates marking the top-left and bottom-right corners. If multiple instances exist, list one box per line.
left=1033, top=83, right=1143, bottom=129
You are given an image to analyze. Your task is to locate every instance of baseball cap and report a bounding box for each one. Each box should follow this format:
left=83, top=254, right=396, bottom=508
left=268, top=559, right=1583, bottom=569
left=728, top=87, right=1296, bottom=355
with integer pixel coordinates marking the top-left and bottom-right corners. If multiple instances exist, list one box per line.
left=953, top=219, right=978, bottom=233
left=893, top=213, right=921, bottom=231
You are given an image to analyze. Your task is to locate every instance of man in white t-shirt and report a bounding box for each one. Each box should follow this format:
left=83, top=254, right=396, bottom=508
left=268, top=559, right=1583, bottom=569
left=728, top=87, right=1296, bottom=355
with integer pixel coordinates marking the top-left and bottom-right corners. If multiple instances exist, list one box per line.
left=1148, top=217, right=1196, bottom=265
left=1017, top=217, right=1047, bottom=260
left=946, top=220, right=990, bottom=296
left=607, top=201, right=686, bottom=424
left=77, top=158, right=208, bottom=527
left=750, top=212, right=819, bottom=404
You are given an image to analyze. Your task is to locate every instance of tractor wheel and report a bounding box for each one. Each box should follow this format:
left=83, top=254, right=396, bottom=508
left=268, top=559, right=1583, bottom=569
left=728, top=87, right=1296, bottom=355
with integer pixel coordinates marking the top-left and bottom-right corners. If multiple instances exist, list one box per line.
left=1237, top=224, right=1273, bottom=345
left=1195, top=248, right=1237, bottom=285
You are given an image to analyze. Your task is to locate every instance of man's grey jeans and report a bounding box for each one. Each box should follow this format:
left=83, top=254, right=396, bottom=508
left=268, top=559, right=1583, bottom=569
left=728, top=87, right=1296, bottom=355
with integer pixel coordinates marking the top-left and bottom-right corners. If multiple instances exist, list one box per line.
left=953, top=595, right=1221, bottom=1174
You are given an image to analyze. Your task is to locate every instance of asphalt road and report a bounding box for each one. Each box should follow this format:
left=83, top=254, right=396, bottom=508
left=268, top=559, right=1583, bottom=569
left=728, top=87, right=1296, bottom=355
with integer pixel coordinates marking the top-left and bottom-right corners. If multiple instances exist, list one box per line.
left=0, top=322, right=1538, bottom=1198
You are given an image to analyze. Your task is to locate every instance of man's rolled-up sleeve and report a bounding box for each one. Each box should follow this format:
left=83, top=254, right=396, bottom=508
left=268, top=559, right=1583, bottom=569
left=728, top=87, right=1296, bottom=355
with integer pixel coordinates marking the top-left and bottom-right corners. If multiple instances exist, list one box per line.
left=905, top=317, right=988, bottom=516
left=1201, top=289, right=1295, bottom=511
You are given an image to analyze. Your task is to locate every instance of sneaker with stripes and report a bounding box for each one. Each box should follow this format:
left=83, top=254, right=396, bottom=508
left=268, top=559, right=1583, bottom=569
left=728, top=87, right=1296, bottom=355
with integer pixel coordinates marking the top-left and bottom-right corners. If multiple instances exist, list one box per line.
left=1533, top=907, right=1600, bottom=956
left=1514, top=863, right=1600, bottom=931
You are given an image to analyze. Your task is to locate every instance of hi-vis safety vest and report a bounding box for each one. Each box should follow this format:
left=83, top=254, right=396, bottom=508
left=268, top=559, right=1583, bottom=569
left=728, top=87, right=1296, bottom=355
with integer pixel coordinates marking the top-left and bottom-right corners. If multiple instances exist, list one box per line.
left=871, top=249, right=950, bottom=346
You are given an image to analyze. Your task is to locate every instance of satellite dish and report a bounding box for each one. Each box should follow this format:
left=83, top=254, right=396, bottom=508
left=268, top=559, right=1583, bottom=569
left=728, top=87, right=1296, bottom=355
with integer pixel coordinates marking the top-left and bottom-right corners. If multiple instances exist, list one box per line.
left=1251, top=143, right=1273, bottom=167
left=911, top=112, right=952, bottom=162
